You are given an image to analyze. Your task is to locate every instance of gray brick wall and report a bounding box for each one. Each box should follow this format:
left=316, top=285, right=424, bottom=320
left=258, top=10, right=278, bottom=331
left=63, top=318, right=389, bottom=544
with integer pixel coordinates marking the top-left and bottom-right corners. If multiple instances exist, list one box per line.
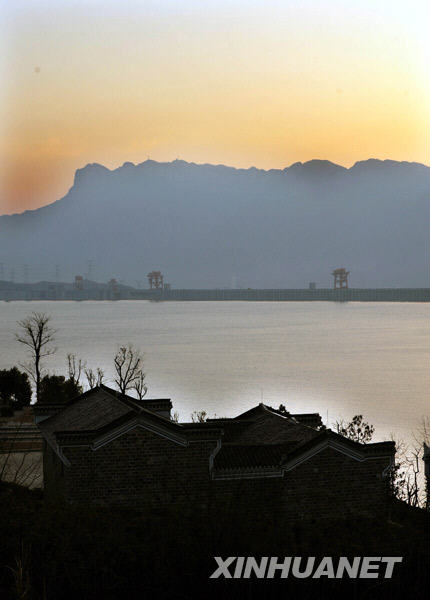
left=45, top=429, right=391, bottom=520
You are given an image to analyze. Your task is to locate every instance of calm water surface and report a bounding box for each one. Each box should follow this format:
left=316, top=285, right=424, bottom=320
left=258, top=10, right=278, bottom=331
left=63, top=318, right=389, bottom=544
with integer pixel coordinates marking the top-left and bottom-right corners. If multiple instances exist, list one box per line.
left=1, top=301, right=429, bottom=445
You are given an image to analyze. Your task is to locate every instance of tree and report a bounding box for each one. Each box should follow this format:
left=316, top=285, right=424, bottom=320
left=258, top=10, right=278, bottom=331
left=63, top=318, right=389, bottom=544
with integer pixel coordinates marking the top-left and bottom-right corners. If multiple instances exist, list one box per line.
left=191, top=410, right=207, bottom=423
left=113, top=344, right=145, bottom=395
left=397, top=417, right=430, bottom=509
left=335, top=414, right=374, bottom=444
left=132, top=371, right=147, bottom=400
left=336, top=416, right=430, bottom=509
left=388, top=434, right=426, bottom=508
left=67, top=353, right=84, bottom=386
left=16, top=312, right=56, bottom=402
left=38, top=374, right=82, bottom=405
left=0, top=367, right=32, bottom=411
left=84, top=366, right=105, bottom=390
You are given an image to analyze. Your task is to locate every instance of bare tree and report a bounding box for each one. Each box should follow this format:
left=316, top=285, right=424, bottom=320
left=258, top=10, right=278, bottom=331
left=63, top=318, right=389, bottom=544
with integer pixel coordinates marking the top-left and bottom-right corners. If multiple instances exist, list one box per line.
left=418, top=418, right=430, bottom=510
left=84, top=367, right=96, bottom=390
left=403, top=449, right=421, bottom=507
left=388, top=419, right=430, bottom=509
left=84, top=366, right=105, bottom=390
left=67, top=353, right=84, bottom=386
left=16, top=313, right=56, bottom=402
left=114, top=344, right=145, bottom=395
left=191, top=410, right=207, bottom=423
left=424, top=443, right=430, bottom=511
left=132, top=370, right=147, bottom=400
left=96, top=367, right=105, bottom=386
left=389, top=435, right=423, bottom=507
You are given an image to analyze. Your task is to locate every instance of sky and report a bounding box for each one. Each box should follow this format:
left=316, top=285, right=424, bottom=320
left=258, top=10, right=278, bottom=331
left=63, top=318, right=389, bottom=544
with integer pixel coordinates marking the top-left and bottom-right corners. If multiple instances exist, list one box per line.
left=1, top=0, right=429, bottom=215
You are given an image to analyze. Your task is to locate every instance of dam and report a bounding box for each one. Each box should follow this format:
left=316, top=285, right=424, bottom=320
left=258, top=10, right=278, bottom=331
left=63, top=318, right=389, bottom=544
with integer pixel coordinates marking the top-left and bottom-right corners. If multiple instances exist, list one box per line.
left=137, top=288, right=430, bottom=302
left=2, top=281, right=430, bottom=302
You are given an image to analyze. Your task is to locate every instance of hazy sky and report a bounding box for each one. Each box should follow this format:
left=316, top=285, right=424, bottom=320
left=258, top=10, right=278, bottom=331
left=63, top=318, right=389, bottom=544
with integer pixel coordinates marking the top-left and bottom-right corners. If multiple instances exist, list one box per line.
left=1, top=0, right=429, bottom=214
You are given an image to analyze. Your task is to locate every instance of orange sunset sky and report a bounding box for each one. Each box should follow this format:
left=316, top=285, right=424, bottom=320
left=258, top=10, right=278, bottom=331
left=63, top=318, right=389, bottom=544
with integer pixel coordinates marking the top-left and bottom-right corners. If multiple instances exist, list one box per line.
left=1, top=0, right=429, bottom=215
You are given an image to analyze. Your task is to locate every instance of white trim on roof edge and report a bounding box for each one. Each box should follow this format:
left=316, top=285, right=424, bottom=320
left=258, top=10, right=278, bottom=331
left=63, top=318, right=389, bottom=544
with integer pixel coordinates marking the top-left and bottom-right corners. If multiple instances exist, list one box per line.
left=282, top=438, right=393, bottom=472
left=212, top=468, right=283, bottom=480
left=91, top=417, right=188, bottom=450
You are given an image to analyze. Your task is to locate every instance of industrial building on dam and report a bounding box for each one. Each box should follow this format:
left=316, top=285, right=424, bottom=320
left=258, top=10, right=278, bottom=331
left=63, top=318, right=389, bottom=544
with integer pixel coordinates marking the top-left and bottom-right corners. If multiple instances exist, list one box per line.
left=2, top=268, right=430, bottom=302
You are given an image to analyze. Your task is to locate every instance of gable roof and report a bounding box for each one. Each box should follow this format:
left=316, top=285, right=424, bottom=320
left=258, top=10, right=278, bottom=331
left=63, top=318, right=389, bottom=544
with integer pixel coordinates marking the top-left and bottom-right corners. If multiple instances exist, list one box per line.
left=229, top=407, right=319, bottom=445
left=38, top=386, right=178, bottom=451
left=37, top=386, right=394, bottom=480
left=232, top=403, right=323, bottom=428
left=38, top=386, right=133, bottom=450
left=211, top=429, right=395, bottom=479
left=38, top=385, right=223, bottom=462
left=280, top=429, right=395, bottom=476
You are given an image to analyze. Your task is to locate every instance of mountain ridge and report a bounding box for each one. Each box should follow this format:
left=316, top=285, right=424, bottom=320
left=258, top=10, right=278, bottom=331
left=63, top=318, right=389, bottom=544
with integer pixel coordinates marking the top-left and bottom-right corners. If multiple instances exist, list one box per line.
left=2, top=157, right=429, bottom=218
left=1, top=157, right=430, bottom=288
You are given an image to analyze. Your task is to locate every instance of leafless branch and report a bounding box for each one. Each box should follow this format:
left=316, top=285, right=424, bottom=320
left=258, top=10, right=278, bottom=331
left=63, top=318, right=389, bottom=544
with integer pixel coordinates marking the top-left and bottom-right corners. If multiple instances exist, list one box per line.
left=16, top=313, right=56, bottom=402
left=84, top=366, right=105, bottom=390
left=96, top=368, right=104, bottom=386
left=84, top=367, right=96, bottom=390
left=114, top=344, right=145, bottom=395
left=132, top=370, right=147, bottom=400
left=389, top=429, right=428, bottom=508
left=67, top=353, right=84, bottom=386
left=191, top=410, right=207, bottom=423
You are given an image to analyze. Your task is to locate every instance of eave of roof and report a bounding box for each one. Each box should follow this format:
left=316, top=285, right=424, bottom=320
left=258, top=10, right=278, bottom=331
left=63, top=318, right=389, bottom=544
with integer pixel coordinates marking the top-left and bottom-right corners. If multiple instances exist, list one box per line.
left=211, top=429, right=396, bottom=479
left=280, top=429, right=395, bottom=472
left=214, top=442, right=298, bottom=470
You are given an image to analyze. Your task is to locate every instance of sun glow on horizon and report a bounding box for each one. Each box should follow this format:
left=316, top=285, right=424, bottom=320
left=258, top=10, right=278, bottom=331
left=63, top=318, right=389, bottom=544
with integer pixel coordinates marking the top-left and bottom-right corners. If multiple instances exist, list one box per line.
left=1, top=0, right=429, bottom=214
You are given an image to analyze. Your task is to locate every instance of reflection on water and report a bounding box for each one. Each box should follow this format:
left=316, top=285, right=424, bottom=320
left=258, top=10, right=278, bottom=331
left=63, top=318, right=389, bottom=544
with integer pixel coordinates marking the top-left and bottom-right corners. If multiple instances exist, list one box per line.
left=1, top=301, right=429, bottom=445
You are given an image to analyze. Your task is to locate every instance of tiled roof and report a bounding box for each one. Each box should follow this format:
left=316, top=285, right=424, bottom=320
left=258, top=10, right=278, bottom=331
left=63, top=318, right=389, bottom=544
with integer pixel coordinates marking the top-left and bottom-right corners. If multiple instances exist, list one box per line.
left=38, top=386, right=206, bottom=452
left=291, top=413, right=323, bottom=428
left=125, top=396, right=172, bottom=412
left=230, top=411, right=319, bottom=445
left=38, top=387, right=134, bottom=448
left=36, top=385, right=394, bottom=476
left=214, top=442, right=298, bottom=470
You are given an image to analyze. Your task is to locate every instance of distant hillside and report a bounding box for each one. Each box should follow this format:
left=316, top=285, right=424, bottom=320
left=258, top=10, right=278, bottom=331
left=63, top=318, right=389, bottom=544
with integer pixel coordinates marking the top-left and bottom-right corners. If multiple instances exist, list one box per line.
left=1, top=158, right=430, bottom=288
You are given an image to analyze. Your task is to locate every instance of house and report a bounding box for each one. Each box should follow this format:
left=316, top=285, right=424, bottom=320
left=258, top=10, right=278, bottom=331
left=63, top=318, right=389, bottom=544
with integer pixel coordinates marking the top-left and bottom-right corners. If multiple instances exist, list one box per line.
left=35, top=385, right=395, bottom=520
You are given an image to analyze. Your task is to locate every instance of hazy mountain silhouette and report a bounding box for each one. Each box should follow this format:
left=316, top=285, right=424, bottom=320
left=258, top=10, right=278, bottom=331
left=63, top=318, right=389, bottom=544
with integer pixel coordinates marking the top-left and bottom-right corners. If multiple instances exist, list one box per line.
left=1, top=158, right=430, bottom=288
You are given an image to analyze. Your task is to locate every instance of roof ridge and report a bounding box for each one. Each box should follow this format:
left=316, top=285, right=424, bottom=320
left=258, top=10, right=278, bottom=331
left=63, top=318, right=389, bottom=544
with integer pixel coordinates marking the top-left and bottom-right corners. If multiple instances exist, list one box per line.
left=99, top=384, right=150, bottom=413
left=99, top=385, right=173, bottom=414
